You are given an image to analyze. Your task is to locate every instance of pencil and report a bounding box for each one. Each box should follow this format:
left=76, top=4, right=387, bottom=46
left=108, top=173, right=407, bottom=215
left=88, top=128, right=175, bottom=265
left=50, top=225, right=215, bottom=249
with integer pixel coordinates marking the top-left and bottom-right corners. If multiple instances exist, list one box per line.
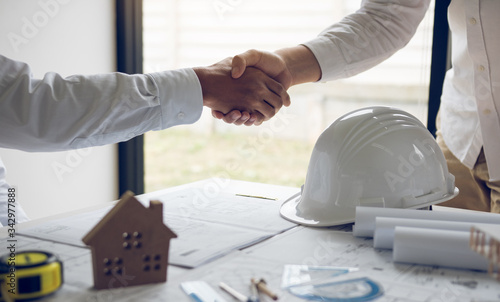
left=252, top=278, right=278, bottom=300
left=219, top=282, right=247, bottom=302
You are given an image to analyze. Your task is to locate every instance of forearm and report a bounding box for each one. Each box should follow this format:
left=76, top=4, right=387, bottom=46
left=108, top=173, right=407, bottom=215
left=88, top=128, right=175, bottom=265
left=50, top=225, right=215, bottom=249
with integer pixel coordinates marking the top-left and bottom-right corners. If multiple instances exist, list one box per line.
left=275, top=45, right=322, bottom=86
left=0, top=55, right=202, bottom=152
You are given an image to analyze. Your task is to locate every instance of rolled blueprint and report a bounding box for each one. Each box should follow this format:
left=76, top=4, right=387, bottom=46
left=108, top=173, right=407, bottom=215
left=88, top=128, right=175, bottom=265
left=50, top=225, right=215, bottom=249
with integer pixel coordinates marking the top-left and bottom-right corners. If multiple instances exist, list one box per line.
left=353, top=206, right=500, bottom=238
left=373, top=217, right=482, bottom=249
left=392, top=226, right=490, bottom=271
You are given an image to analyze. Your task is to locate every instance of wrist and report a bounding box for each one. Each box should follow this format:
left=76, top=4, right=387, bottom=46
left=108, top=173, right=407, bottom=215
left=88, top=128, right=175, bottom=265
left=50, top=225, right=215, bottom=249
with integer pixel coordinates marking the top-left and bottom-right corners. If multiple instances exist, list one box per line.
left=193, top=66, right=216, bottom=108
left=276, top=45, right=321, bottom=86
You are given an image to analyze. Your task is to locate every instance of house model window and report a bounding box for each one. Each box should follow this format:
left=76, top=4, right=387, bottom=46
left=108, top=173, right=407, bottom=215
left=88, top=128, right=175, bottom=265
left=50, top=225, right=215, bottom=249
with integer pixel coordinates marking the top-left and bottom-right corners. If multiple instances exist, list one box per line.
left=82, top=191, right=177, bottom=290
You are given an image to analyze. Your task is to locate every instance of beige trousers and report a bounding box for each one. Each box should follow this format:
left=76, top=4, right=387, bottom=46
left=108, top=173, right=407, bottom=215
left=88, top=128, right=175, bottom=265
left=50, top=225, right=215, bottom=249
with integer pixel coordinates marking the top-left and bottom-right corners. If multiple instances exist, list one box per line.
left=435, top=114, right=500, bottom=213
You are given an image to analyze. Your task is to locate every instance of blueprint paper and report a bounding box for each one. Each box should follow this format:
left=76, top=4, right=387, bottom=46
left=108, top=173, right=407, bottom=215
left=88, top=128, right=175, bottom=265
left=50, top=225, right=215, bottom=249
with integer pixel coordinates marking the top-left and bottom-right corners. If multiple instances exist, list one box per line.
left=138, top=187, right=297, bottom=233
left=353, top=206, right=500, bottom=237
left=392, top=226, right=490, bottom=271
left=17, top=178, right=299, bottom=268
left=0, top=235, right=172, bottom=302
left=5, top=179, right=500, bottom=301
left=373, top=217, right=487, bottom=249
left=161, top=227, right=500, bottom=302
left=3, top=216, right=500, bottom=300
left=15, top=205, right=112, bottom=246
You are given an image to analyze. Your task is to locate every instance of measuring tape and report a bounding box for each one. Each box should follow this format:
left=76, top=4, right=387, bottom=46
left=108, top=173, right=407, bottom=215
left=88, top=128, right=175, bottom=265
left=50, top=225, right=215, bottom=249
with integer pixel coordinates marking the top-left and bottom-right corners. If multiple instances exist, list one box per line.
left=0, top=250, right=63, bottom=301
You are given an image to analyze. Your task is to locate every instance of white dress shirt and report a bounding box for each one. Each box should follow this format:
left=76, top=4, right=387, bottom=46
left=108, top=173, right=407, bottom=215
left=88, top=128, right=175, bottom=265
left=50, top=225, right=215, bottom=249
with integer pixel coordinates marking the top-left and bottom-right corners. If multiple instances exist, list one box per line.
left=0, top=54, right=203, bottom=226
left=304, top=0, right=500, bottom=181
left=441, top=0, right=500, bottom=181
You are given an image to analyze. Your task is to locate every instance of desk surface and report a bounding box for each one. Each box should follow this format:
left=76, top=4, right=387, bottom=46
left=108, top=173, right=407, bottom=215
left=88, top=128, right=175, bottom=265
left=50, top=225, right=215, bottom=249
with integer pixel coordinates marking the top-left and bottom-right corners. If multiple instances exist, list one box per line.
left=2, top=179, right=500, bottom=301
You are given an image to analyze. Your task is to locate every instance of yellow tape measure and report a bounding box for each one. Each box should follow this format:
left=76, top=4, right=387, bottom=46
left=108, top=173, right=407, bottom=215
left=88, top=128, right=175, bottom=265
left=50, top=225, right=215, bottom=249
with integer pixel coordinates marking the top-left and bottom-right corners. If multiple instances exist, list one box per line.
left=0, top=250, right=63, bottom=301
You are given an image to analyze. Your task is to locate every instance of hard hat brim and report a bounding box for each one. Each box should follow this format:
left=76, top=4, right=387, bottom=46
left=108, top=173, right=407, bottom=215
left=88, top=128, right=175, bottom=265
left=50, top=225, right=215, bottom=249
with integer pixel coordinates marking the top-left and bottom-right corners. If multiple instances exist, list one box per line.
left=280, top=187, right=459, bottom=227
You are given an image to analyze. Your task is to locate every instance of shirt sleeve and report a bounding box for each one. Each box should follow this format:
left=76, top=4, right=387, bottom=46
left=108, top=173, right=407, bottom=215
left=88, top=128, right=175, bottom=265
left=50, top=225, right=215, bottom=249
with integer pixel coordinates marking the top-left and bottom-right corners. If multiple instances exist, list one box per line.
left=303, top=0, right=431, bottom=81
left=0, top=54, right=203, bottom=152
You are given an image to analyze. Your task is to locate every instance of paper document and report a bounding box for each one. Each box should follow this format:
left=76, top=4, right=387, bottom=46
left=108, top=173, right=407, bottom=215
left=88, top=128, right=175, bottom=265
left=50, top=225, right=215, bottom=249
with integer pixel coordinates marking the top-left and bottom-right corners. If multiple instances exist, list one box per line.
left=353, top=206, right=500, bottom=237
left=392, top=226, right=490, bottom=271
left=175, top=227, right=500, bottom=302
left=373, top=217, right=487, bottom=249
left=19, top=178, right=299, bottom=268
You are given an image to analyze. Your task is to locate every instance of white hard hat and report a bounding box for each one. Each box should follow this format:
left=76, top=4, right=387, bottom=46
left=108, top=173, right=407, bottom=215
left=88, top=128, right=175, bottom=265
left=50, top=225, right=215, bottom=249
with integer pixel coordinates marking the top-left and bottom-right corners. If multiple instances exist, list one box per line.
left=280, top=107, right=459, bottom=227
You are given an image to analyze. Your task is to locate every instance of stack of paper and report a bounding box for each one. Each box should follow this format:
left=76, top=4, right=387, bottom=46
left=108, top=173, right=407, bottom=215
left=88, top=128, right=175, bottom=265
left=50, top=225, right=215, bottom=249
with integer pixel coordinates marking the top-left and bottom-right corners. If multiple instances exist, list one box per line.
left=470, top=224, right=500, bottom=281
left=353, top=206, right=500, bottom=271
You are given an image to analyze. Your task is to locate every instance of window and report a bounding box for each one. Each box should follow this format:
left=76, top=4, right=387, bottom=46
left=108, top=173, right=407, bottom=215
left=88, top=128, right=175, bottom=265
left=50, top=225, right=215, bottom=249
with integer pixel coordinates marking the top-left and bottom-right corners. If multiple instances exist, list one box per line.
left=142, top=0, right=436, bottom=192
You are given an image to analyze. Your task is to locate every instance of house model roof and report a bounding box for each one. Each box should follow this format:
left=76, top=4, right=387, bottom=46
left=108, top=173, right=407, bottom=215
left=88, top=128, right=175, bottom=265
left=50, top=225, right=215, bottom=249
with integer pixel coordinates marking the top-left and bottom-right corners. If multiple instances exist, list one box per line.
left=82, top=191, right=177, bottom=289
left=82, top=191, right=176, bottom=244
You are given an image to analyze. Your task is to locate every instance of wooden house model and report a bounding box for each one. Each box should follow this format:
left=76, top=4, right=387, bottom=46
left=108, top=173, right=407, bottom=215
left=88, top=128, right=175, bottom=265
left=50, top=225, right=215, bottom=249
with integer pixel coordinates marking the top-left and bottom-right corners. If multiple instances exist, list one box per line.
left=82, top=191, right=177, bottom=290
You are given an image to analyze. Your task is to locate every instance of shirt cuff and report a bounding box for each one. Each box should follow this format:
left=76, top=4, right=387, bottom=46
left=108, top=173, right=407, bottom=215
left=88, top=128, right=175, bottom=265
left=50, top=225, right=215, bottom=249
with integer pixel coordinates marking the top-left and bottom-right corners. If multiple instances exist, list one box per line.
left=302, top=37, right=347, bottom=82
left=148, top=68, right=203, bottom=129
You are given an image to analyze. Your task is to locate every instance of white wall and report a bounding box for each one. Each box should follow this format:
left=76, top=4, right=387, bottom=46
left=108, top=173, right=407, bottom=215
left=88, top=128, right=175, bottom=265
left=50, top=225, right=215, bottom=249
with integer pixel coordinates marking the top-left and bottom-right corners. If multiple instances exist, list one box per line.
left=0, top=0, right=118, bottom=220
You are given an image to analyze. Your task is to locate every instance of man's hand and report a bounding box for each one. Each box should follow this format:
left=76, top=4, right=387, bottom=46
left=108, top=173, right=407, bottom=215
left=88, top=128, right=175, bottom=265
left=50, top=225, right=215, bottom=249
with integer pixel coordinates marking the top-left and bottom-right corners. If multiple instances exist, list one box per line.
left=210, top=46, right=320, bottom=126
left=232, top=49, right=293, bottom=90
left=213, top=49, right=294, bottom=126
left=194, top=57, right=289, bottom=125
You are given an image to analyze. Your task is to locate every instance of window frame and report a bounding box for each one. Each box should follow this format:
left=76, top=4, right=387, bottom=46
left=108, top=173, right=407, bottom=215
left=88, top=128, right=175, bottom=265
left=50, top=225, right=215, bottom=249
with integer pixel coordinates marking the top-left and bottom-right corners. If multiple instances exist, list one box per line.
left=427, top=0, right=451, bottom=136
left=116, top=0, right=145, bottom=196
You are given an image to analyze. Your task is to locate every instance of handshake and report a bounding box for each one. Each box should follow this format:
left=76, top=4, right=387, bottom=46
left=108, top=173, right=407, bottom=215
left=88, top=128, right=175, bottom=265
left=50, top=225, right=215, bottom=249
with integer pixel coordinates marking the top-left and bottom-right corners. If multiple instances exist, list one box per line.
left=193, top=46, right=321, bottom=126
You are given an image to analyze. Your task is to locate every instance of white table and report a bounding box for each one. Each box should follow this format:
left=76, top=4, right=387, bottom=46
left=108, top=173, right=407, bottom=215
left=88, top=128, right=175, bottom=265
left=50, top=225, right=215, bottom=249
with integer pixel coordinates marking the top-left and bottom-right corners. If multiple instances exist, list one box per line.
left=2, top=178, right=499, bottom=301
